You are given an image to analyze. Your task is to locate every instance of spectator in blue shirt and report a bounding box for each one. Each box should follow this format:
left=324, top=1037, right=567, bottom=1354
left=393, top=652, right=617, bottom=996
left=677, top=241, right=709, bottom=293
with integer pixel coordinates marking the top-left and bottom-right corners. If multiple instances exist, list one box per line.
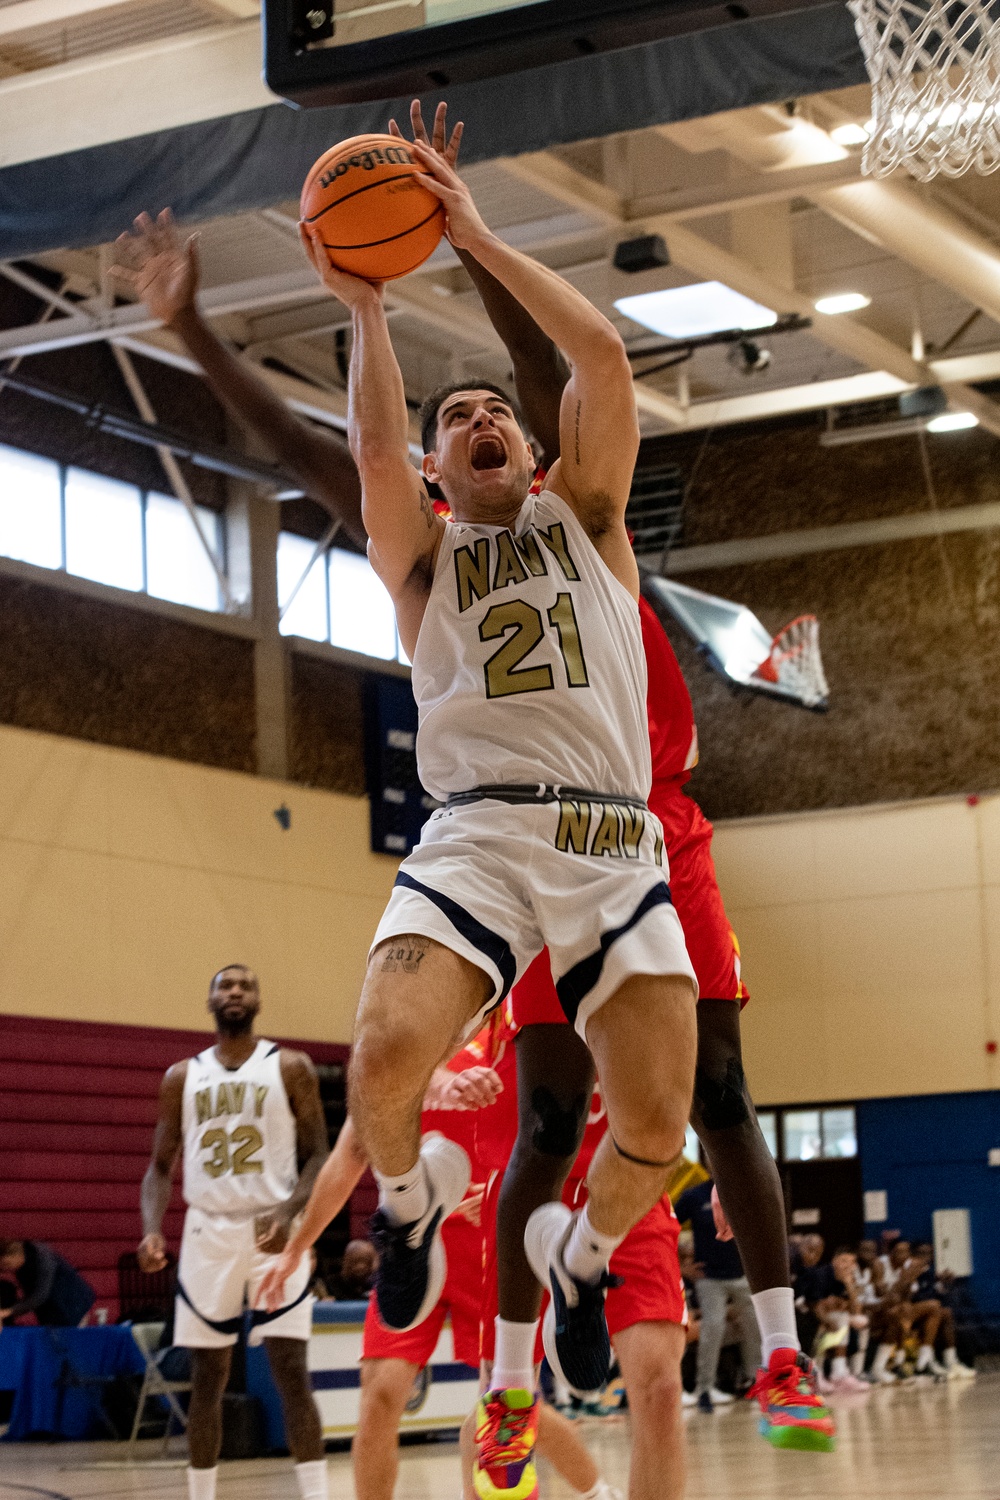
left=674, top=1179, right=761, bottom=1411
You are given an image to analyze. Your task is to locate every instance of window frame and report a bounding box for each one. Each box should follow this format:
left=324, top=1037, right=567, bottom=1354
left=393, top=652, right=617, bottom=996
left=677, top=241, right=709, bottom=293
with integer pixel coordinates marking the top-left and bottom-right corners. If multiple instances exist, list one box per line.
left=755, top=1101, right=858, bottom=1165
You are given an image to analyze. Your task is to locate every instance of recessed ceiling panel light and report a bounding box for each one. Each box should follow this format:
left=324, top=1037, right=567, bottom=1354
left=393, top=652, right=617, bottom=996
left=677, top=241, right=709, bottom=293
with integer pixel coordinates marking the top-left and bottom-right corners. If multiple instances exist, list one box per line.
left=927, top=411, right=979, bottom=432
left=815, top=292, right=871, bottom=315
left=614, top=281, right=777, bottom=339
left=830, top=122, right=870, bottom=146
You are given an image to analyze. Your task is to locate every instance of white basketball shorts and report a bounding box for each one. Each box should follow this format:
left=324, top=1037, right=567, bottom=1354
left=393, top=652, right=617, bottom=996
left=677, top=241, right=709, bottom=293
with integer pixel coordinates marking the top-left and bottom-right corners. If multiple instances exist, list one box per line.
left=175, top=1205, right=312, bottom=1349
left=370, top=792, right=698, bottom=1040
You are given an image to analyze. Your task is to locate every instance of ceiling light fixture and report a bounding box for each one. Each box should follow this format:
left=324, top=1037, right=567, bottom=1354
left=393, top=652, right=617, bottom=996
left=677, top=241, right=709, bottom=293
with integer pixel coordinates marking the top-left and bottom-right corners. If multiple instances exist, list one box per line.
left=926, top=411, right=979, bottom=432
left=615, top=281, right=777, bottom=339
left=830, top=122, right=870, bottom=146
left=814, top=292, right=871, bottom=315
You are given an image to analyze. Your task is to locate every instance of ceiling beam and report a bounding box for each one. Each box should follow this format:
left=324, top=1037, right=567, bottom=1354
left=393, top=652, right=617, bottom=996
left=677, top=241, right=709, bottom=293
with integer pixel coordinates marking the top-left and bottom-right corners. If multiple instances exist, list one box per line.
left=0, top=19, right=273, bottom=168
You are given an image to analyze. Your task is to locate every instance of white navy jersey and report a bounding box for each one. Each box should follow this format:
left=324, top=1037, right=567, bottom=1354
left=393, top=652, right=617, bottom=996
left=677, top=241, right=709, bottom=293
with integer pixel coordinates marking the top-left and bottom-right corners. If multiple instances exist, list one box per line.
left=181, top=1039, right=298, bottom=1217
left=413, top=489, right=650, bottom=802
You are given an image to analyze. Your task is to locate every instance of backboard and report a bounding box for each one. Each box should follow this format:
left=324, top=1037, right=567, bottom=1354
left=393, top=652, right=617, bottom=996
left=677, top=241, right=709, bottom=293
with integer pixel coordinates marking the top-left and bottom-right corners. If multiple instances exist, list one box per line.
left=263, top=0, right=840, bottom=109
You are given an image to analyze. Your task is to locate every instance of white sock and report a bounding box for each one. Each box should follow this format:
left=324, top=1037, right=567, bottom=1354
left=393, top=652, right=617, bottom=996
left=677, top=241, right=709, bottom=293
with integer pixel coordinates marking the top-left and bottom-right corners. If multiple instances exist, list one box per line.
left=916, top=1344, right=933, bottom=1371
left=831, top=1355, right=849, bottom=1380
left=850, top=1349, right=865, bottom=1375
left=376, top=1160, right=428, bottom=1227
left=750, top=1287, right=801, bottom=1363
left=492, top=1318, right=538, bottom=1392
left=295, top=1458, right=329, bottom=1500
left=944, top=1347, right=957, bottom=1367
left=562, top=1205, right=623, bottom=1286
left=579, top=1482, right=613, bottom=1500
left=872, top=1344, right=895, bottom=1377
left=187, top=1468, right=217, bottom=1500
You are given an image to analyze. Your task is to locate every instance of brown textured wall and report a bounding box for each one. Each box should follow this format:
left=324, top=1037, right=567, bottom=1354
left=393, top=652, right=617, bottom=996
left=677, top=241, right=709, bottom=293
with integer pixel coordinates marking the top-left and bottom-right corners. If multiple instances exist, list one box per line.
left=644, top=417, right=1000, bottom=820
left=289, top=653, right=366, bottom=795
left=0, top=576, right=255, bottom=771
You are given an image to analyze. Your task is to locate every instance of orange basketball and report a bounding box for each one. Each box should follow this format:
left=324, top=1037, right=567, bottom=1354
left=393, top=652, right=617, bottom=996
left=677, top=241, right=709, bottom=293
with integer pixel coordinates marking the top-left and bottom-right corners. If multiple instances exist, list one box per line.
left=300, top=134, right=445, bottom=282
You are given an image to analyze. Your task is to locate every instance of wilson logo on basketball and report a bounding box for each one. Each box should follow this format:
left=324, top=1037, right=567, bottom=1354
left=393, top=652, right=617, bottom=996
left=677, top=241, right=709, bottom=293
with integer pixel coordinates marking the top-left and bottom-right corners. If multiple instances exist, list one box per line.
left=317, top=145, right=412, bottom=188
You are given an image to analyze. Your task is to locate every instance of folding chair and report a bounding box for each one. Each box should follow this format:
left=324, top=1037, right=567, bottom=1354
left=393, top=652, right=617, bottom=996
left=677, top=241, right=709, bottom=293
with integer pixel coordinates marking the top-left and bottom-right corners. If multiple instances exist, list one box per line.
left=127, top=1321, right=192, bottom=1456
left=49, top=1328, right=120, bottom=1440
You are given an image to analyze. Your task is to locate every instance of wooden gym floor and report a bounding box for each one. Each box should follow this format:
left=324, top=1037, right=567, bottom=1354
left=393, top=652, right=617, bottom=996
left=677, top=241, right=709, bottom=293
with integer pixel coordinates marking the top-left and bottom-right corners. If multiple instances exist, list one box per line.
left=1, top=1373, right=996, bottom=1500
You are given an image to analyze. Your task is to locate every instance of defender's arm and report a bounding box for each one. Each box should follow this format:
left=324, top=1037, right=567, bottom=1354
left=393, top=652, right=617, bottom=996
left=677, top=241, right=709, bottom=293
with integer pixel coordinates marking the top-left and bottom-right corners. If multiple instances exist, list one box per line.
left=114, top=212, right=366, bottom=547
left=138, top=1062, right=186, bottom=1272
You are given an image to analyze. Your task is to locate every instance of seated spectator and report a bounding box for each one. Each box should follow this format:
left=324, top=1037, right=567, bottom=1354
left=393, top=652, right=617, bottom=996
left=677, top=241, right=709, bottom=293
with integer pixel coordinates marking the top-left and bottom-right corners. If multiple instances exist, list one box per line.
left=901, top=1243, right=975, bottom=1380
left=792, top=1233, right=828, bottom=1353
left=327, top=1239, right=378, bottom=1300
left=0, top=1239, right=95, bottom=1328
left=811, top=1247, right=870, bottom=1393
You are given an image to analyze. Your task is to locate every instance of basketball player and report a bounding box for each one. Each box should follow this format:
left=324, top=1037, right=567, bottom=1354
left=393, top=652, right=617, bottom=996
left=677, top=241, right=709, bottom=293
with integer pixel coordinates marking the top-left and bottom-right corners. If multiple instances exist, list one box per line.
left=257, top=1020, right=618, bottom=1500
left=137, top=964, right=330, bottom=1500
left=117, top=99, right=822, bottom=1467
left=297, top=128, right=700, bottom=1488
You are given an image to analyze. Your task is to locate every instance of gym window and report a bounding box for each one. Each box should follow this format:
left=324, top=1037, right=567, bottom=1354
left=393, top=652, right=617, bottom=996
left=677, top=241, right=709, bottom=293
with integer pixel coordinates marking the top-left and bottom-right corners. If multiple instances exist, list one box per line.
left=759, top=1105, right=857, bottom=1163
left=278, top=531, right=405, bottom=663
left=0, top=443, right=224, bottom=612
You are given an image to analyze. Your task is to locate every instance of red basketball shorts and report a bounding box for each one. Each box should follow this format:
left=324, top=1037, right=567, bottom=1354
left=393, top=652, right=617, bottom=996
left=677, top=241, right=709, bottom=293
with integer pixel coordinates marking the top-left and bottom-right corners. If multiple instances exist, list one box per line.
left=362, top=1209, right=482, bottom=1369
left=478, top=1168, right=686, bottom=1363
left=510, top=789, right=746, bottom=1025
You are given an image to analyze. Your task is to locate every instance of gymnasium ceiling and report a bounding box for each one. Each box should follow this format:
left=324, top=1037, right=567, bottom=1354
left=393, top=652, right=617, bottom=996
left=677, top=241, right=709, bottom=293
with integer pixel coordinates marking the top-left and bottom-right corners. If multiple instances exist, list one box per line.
left=5, top=0, right=1000, bottom=445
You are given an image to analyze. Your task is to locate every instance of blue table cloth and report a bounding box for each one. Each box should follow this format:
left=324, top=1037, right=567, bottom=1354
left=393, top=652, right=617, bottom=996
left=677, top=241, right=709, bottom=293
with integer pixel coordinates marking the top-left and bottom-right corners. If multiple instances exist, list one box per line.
left=0, top=1325, right=145, bottom=1440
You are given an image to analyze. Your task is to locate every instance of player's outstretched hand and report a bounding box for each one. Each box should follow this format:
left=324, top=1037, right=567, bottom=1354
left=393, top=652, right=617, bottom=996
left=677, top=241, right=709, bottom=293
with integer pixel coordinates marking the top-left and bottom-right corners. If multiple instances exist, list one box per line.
left=256, top=1246, right=298, bottom=1312
left=409, top=139, right=488, bottom=252
left=436, top=1065, right=503, bottom=1111
left=137, top=1232, right=168, bottom=1273
left=299, top=221, right=385, bottom=304
left=111, top=210, right=198, bottom=328
left=388, top=99, right=464, bottom=170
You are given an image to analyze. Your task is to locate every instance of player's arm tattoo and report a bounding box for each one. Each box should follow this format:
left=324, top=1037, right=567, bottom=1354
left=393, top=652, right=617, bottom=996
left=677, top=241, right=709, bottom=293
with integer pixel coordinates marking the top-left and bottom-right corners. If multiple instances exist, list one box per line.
left=419, top=489, right=436, bottom=528
left=380, top=937, right=429, bottom=974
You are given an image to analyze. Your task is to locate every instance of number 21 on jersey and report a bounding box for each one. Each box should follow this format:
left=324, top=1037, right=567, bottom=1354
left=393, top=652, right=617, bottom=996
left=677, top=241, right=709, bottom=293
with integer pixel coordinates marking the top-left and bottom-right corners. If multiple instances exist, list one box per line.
left=480, top=592, right=589, bottom=699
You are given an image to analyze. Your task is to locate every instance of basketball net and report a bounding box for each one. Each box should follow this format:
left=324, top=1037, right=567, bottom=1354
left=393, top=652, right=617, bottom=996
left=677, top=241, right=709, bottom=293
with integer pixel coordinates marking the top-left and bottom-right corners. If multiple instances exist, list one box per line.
left=751, top=614, right=829, bottom=710
left=849, top=0, right=1000, bottom=178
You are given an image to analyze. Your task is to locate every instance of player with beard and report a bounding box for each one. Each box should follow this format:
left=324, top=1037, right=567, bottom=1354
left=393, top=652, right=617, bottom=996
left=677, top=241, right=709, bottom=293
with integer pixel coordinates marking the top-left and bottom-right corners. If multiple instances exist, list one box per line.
left=137, top=965, right=330, bottom=1500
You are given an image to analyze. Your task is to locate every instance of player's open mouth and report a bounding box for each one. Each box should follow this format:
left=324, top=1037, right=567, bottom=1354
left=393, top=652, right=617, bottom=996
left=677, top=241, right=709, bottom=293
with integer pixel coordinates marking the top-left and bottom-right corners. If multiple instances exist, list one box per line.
left=470, top=435, right=507, bottom=471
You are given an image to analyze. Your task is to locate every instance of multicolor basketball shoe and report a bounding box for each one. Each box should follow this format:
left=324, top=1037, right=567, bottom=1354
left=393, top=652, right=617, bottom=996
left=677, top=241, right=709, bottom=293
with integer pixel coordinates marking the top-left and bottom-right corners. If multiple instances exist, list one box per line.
left=473, top=1388, right=540, bottom=1500
left=749, top=1348, right=837, bottom=1452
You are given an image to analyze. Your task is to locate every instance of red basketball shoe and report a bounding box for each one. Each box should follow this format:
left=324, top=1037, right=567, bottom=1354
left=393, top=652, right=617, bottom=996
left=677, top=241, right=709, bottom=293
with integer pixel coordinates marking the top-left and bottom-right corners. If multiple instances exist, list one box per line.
left=749, top=1348, right=836, bottom=1452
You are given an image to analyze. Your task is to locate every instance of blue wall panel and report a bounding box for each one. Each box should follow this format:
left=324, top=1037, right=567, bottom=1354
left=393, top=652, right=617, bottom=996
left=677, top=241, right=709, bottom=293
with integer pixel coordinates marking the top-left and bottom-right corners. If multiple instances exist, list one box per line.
left=857, top=1091, right=1000, bottom=1314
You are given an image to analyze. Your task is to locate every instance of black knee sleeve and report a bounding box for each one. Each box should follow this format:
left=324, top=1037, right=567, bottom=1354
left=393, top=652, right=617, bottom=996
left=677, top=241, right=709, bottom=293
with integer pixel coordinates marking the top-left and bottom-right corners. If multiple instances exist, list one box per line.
left=694, top=1056, right=749, bottom=1131
left=529, top=1085, right=587, bottom=1157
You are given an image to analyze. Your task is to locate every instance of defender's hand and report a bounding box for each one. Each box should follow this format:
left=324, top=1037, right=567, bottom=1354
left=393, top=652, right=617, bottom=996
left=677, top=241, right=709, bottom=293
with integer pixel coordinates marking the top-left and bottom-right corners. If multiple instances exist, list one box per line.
left=112, top=210, right=199, bottom=327
left=299, top=222, right=385, bottom=303
left=137, top=1232, right=168, bottom=1273
left=255, top=1211, right=291, bottom=1255
left=255, top=1247, right=299, bottom=1312
left=436, top=1066, right=503, bottom=1111
left=388, top=100, right=464, bottom=170
left=409, top=139, right=489, bottom=252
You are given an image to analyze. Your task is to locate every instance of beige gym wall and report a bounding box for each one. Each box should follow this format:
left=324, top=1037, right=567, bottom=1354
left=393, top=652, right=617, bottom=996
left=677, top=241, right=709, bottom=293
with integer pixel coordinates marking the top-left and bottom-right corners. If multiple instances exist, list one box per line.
left=716, top=792, right=1000, bottom=1105
left=0, top=721, right=395, bottom=1044
left=4, top=716, right=999, bottom=1100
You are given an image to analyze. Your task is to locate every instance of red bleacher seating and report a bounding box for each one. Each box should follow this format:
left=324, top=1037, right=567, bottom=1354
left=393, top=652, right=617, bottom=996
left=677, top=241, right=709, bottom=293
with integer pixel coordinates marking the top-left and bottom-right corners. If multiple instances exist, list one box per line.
left=1, top=1014, right=349, bottom=1321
